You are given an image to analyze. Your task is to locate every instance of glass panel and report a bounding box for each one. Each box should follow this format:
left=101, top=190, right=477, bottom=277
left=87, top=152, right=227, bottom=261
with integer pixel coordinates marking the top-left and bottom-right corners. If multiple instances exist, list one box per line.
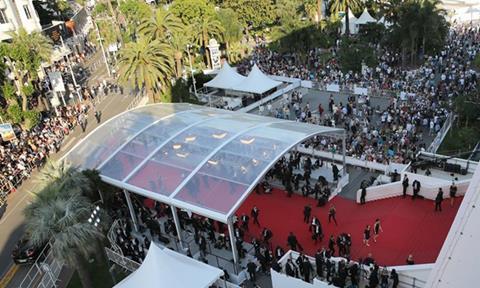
left=127, top=114, right=263, bottom=196
left=174, top=175, right=248, bottom=214
left=174, top=122, right=320, bottom=215
left=101, top=151, right=144, bottom=180
left=100, top=109, right=226, bottom=180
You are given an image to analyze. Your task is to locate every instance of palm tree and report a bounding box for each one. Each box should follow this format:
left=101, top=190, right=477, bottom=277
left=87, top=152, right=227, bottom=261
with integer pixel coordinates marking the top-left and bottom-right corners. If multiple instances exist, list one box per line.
left=118, top=38, right=174, bottom=103
left=217, top=8, right=243, bottom=56
left=138, top=8, right=183, bottom=41
left=330, top=0, right=362, bottom=35
left=25, top=192, right=104, bottom=288
left=24, top=162, right=105, bottom=288
left=226, top=41, right=248, bottom=63
left=6, top=28, right=52, bottom=111
left=170, top=32, right=191, bottom=78
left=192, top=15, right=224, bottom=69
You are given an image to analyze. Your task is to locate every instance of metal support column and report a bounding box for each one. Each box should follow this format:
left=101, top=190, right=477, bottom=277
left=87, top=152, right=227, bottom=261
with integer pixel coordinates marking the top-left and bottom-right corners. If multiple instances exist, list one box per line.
left=171, top=206, right=185, bottom=251
left=342, top=130, right=347, bottom=176
left=227, top=217, right=239, bottom=274
left=123, top=189, right=139, bottom=232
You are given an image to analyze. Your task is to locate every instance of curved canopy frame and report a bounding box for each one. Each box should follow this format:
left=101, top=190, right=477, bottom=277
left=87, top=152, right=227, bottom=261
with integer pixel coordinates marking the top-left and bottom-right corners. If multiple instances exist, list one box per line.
left=64, top=103, right=343, bottom=222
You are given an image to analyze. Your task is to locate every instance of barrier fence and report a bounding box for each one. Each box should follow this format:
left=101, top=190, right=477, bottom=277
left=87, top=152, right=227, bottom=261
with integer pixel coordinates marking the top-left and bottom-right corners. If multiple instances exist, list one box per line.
left=19, top=242, right=63, bottom=288
left=275, top=250, right=428, bottom=288
left=427, top=114, right=456, bottom=154
left=311, top=82, right=397, bottom=99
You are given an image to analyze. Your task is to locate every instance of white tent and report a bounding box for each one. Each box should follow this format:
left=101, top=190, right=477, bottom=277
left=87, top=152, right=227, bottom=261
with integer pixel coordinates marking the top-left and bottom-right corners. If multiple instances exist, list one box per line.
left=204, top=62, right=246, bottom=90
left=356, top=8, right=377, bottom=25
left=378, top=16, right=393, bottom=28
left=230, top=64, right=282, bottom=94
left=114, top=243, right=224, bottom=288
left=341, top=10, right=359, bottom=34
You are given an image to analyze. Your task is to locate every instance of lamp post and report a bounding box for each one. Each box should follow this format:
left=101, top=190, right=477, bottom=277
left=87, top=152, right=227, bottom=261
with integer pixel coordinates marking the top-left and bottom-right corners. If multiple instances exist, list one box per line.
left=60, top=35, right=82, bottom=103
left=186, top=44, right=199, bottom=101
left=94, top=20, right=112, bottom=77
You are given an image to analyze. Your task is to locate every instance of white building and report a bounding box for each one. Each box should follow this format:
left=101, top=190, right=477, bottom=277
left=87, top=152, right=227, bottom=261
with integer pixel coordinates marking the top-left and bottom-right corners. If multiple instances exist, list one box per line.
left=0, top=0, right=42, bottom=41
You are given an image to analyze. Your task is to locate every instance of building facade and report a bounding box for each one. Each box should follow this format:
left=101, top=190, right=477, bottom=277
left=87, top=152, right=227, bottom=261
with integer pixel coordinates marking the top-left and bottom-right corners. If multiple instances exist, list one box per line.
left=0, top=0, right=42, bottom=41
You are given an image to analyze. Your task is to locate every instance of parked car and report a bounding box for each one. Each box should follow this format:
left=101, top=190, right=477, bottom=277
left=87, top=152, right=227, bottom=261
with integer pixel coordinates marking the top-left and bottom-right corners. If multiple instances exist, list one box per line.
left=11, top=238, right=47, bottom=265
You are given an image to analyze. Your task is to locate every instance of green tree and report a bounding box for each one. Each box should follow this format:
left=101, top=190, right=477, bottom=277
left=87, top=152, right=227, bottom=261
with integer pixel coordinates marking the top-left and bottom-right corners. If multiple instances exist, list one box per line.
left=118, top=0, right=152, bottom=39
left=329, top=0, right=362, bottom=35
left=191, top=15, right=224, bottom=69
left=118, top=38, right=174, bottom=103
left=25, top=191, right=103, bottom=288
left=24, top=162, right=105, bottom=288
left=338, top=37, right=377, bottom=72
left=217, top=8, right=243, bottom=52
left=170, top=0, right=215, bottom=25
left=384, top=0, right=448, bottom=65
left=5, top=28, right=52, bottom=111
left=223, top=0, right=276, bottom=31
left=138, top=8, right=183, bottom=41
left=170, top=31, right=192, bottom=78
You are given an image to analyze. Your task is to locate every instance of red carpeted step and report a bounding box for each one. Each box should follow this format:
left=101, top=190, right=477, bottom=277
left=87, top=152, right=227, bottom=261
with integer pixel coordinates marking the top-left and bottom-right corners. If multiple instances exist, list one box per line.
left=237, top=188, right=461, bottom=266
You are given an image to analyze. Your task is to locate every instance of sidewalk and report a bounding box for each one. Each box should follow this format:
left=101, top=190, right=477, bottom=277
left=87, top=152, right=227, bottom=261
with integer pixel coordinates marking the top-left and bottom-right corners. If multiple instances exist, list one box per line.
left=0, top=88, right=134, bottom=287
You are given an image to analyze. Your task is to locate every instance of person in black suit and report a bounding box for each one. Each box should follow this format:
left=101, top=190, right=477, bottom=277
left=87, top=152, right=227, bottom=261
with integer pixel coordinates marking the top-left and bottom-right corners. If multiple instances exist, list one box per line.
left=360, top=185, right=367, bottom=204
left=247, top=260, right=257, bottom=282
left=450, top=182, right=458, bottom=207
left=412, top=179, right=421, bottom=200
left=285, top=258, right=297, bottom=277
left=402, top=175, right=409, bottom=198
left=315, top=248, right=325, bottom=279
left=241, top=213, right=249, bottom=231
left=251, top=206, right=260, bottom=226
left=435, top=188, right=444, bottom=212
left=287, top=232, right=299, bottom=251
left=198, top=235, right=207, bottom=258
left=328, top=235, right=336, bottom=256
left=391, top=269, right=400, bottom=288
left=262, top=227, right=273, bottom=245
left=301, top=255, right=313, bottom=282
left=303, top=205, right=312, bottom=223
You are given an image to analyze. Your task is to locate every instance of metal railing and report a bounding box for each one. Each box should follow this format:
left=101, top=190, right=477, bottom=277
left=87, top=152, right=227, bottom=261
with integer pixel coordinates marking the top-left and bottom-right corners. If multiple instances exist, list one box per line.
left=427, top=113, right=456, bottom=153
left=0, top=162, right=33, bottom=207
left=104, top=247, right=141, bottom=272
left=19, top=242, right=63, bottom=288
left=279, top=250, right=427, bottom=288
left=311, top=81, right=397, bottom=99
left=126, top=91, right=147, bottom=111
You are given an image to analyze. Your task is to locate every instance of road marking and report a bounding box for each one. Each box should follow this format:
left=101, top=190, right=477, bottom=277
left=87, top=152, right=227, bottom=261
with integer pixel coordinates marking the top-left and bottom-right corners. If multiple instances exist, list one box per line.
left=0, top=264, right=18, bottom=288
left=0, top=191, right=31, bottom=225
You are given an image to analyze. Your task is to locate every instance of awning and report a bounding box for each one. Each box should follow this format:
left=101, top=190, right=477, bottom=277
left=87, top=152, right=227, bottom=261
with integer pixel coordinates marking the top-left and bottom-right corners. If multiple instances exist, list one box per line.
left=356, top=8, right=377, bottom=25
left=204, top=62, right=246, bottom=90
left=114, top=242, right=224, bottom=288
left=230, top=64, right=282, bottom=94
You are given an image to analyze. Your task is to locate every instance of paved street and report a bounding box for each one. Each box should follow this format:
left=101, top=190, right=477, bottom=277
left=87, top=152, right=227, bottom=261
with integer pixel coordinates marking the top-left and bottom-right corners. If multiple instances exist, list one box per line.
left=0, top=61, right=134, bottom=287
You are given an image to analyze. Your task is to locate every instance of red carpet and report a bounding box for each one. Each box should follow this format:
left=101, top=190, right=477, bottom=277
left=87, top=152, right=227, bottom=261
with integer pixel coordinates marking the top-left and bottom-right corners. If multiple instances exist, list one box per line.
left=237, top=189, right=462, bottom=266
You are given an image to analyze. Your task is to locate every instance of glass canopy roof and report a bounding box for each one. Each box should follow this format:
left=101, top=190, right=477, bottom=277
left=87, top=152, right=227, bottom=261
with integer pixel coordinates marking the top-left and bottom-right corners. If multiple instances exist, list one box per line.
left=64, top=103, right=343, bottom=222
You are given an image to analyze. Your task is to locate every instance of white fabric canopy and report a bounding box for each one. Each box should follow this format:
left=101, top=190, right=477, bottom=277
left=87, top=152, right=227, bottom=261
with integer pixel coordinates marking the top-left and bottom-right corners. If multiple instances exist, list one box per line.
left=356, top=8, right=376, bottom=25
left=114, top=242, right=223, bottom=288
left=341, top=10, right=359, bottom=34
left=231, top=64, right=282, bottom=94
left=377, top=16, right=393, bottom=28
left=204, top=62, right=246, bottom=90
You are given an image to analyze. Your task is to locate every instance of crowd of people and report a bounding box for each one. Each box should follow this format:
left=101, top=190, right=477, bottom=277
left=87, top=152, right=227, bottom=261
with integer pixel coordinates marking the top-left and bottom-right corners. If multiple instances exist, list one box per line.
left=239, top=24, right=479, bottom=165
left=0, top=104, right=90, bottom=194
left=0, top=35, right=122, bottom=200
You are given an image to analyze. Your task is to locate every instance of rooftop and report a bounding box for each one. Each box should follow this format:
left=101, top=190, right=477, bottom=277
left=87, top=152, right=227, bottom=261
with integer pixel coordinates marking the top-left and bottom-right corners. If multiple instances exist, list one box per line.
left=64, top=103, right=343, bottom=222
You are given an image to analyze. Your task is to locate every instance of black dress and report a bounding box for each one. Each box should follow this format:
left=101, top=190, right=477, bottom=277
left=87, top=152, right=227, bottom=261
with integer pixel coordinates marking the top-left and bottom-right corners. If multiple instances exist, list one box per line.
left=364, top=228, right=371, bottom=240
